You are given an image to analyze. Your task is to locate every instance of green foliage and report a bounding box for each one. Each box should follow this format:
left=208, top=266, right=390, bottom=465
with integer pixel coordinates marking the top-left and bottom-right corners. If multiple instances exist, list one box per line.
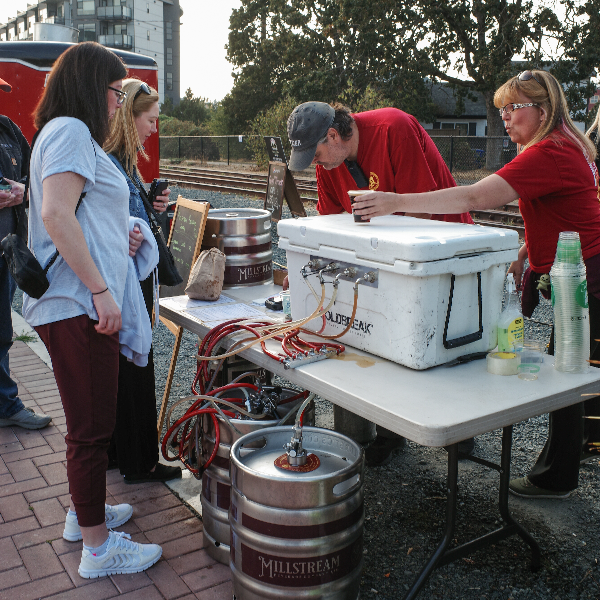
left=169, top=88, right=212, bottom=125
left=207, top=102, right=233, bottom=135
left=224, top=0, right=599, bottom=154
left=246, top=95, right=299, bottom=169
left=159, top=114, right=211, bottom=137
left=13, top=331, right=37, bottom=343
left=337, top=82, right=395, bottom=113
left=160, top=95, right=174, bottom=116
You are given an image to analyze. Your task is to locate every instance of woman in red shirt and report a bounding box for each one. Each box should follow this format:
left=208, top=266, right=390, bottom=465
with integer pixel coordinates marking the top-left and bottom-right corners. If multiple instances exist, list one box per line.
left=353, top=70, right=600, bottom=499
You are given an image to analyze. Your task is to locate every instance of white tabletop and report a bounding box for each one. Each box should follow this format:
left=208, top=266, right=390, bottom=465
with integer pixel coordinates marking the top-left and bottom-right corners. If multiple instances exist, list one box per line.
left=159, top=285, right=600, bottom=447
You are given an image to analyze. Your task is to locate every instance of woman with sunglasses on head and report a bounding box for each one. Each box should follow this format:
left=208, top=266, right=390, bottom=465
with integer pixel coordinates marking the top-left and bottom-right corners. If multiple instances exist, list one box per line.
left=353, top=70, right=600, bottom=499
left=104, top=79, right=181, bottom=484
left=23, top=42, right=162, bottom=578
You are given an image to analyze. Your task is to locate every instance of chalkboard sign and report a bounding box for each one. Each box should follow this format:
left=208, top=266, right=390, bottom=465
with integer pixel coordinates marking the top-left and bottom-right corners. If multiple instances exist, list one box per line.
left=264, top=136, right=287, bottom=163
left=264, top=161, right=307, bottom=221
left=160, top=196, right=210, bottom=298
left=284, top=170, right=307, bottom=218
left=264, top=161, right=286, bottom=221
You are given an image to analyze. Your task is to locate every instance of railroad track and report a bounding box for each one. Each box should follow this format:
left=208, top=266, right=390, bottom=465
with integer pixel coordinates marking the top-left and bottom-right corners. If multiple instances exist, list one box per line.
left=160, top=165, right=524, bottom=236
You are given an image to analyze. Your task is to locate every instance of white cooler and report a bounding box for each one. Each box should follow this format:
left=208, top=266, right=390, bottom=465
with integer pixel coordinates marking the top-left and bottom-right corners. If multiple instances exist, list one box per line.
left=277, top=214, right=520, bottom=370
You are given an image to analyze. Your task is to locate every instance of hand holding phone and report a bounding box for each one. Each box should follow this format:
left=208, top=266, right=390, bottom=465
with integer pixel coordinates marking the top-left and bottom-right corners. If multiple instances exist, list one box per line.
left=149, top=178, right=169, bottom=203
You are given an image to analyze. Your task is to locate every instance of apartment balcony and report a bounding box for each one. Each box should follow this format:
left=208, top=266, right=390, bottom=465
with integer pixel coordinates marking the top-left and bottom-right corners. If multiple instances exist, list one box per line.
left=97, top=6, right=132, bottom=21
left=98, top=34, right=133, bottom=49
left=44, top=16, right=65, bottom=25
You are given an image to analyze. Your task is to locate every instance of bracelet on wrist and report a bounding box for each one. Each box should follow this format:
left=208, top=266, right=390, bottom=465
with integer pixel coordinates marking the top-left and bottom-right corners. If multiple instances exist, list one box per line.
left=92, top=287, right=109, bottom=296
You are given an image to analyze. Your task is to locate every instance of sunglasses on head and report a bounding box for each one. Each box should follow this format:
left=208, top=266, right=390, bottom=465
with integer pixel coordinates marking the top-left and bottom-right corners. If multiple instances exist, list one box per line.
left=518, top=70, right=544, bottom=88
left=133, top=82, right=152, bottom=102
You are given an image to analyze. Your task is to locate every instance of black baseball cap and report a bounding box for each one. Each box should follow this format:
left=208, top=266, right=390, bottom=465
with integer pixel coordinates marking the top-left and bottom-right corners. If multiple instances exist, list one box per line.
left=287, top=102, right=335, bottom=171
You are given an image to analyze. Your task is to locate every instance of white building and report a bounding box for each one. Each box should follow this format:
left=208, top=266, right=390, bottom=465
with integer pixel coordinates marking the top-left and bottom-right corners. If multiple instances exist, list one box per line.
left=0, top=0, right=182, bottom=105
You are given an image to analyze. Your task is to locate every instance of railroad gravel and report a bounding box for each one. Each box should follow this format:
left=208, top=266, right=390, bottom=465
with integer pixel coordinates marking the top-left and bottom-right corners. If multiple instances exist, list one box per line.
left=13, top=186, right=600, bottom=600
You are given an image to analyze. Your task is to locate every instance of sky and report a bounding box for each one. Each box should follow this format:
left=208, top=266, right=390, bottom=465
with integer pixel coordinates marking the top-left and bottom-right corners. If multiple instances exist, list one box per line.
left=179, top=0, right=241, bottom=101
left=0, top=0, right=242, bottom=102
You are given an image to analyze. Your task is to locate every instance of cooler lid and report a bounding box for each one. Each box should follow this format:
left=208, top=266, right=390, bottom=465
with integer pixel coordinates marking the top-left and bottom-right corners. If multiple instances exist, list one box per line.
left=277, top=214, right=519, bottom=263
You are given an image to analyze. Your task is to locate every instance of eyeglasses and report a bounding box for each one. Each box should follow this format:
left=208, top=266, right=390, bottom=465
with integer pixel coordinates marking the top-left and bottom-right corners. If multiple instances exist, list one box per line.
left=518, top=70, right=544, bottom=88
left=133, top=82, right=151, bottom=102
left=498, top=103, right=539, bottom=116
left=108, top=86, right=127, bottom=105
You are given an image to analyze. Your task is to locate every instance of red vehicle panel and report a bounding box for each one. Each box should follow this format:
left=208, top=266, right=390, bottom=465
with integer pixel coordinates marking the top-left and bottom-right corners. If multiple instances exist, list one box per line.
left=0, top=41, right=159, bottom=182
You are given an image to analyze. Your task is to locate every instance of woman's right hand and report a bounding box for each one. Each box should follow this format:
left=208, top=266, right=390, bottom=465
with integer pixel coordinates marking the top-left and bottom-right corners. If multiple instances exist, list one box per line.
left=508, top=244, right=529, bottom=290
left=92, top=290, right=122, bottom=335
left=508, top=259, right=526, bottom=290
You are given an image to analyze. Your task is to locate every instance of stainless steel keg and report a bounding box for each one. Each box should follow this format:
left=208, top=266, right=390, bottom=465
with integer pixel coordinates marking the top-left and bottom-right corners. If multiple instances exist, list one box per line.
left=201, top=389, right=315, bottom=565
left=201, top=208, right=273, bottom=288
left=229, top=426, right=364, bottom=600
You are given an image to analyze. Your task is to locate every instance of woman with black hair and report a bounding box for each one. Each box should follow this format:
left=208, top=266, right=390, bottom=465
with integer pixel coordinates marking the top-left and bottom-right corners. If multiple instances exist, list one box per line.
left=23, top=42, right=162, bottom=578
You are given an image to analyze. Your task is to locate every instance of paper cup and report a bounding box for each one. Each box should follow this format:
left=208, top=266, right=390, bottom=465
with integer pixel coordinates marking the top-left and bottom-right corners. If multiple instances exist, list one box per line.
left=348, top=189, right=372, bottom=223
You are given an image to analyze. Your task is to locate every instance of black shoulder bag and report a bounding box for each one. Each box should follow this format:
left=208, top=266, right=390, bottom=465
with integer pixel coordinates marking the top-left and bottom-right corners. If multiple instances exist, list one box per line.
left=0, top=129, right=86, bottom=299
left=132, top=170, right=182, bottom=287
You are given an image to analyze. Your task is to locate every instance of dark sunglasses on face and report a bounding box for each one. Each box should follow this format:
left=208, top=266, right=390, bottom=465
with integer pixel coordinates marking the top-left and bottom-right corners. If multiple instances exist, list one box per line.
left=518, top=70, right=544, bottom=88
left=108, top=86, right=127, bottom=105
left=134, top=82, right=152, bottom=102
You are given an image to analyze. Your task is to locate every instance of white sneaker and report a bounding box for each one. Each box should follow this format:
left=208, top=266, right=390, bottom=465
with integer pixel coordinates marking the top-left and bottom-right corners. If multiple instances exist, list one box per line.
left=78, top=530, right=162, bottom=578
left=63, top=503, right=134, bottom=542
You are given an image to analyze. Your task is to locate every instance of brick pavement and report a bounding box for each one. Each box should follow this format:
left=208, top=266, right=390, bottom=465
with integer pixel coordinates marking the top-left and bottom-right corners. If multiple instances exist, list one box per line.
left=0, top=341, right=233, bottom=599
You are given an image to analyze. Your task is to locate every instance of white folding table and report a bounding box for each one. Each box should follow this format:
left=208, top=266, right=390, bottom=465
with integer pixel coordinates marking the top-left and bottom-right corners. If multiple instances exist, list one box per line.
left=158, top=284, right=600, bottom=599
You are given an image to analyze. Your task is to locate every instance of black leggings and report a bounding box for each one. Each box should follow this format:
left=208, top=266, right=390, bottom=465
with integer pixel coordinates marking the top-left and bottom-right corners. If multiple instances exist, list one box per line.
left=527, top=292, right=600, bottom=491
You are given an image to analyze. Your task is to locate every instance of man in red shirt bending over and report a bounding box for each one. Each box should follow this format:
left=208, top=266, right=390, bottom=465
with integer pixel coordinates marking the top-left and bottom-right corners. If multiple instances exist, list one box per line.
left=286, top=101, right=473, bottom=466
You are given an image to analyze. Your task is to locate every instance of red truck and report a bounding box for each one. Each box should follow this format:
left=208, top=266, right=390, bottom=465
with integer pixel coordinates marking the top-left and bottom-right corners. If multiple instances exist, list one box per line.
left=0, top=41, right=159, bottom=182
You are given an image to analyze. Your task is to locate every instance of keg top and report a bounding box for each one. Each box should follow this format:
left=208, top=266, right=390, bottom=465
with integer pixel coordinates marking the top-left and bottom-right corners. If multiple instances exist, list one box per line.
left=208, top=208, right=271, bottom=220
left=231, top=426, right=363, bottom=481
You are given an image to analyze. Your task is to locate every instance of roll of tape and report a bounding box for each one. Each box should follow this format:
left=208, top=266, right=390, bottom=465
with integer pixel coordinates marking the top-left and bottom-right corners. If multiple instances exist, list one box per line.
left=486, top=351, right=519, bottom=376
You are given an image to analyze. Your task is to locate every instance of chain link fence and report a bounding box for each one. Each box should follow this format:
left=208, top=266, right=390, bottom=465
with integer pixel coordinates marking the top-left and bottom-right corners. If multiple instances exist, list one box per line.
left=160, top=134, right=518, bottom=184
left=160, top=135, right=261, bottom=166
left=429, top=135, right=518, bottom=185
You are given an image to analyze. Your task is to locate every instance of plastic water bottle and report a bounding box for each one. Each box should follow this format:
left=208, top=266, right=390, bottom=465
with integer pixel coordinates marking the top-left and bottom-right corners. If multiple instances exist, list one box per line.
left=550, top=232, right=590, bottom=373
left=497, top=273, right=524, bottom=352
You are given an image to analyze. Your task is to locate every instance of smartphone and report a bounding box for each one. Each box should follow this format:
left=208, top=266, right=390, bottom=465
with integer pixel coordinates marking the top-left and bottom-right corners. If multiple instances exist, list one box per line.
left=148, top=178, right=168, bottom=202
left=0, top=177, right=12, bottom=192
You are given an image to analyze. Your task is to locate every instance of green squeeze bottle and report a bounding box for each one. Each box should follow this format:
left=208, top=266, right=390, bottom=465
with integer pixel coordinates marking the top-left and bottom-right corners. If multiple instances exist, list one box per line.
left=497, top=273, right=524, bottom=352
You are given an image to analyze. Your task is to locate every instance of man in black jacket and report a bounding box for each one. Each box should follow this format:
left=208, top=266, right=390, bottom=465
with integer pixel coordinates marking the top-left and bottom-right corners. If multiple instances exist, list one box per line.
left=0, top=75, right=51, bottom=430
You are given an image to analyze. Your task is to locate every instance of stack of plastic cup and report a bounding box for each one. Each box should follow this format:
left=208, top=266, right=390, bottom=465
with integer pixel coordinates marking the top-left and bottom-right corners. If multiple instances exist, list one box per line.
left=550, top=231, right=590, bottom=373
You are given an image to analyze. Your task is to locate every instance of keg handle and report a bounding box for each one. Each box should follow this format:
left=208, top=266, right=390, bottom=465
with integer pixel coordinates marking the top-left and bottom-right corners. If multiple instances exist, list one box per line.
left=284, top=422, right=308, bottom=466
left=333, top=473, right=362, bottom=497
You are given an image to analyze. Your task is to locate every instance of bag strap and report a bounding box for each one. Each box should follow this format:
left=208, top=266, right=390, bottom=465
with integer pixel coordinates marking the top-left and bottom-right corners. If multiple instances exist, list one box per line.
left=24, top=128, right=93, bottom=272
left=117, top=157, right=163, bottom=236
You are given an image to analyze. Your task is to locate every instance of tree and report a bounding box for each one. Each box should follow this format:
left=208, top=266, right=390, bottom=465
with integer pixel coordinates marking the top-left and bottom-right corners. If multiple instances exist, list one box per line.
left=246, top=95, right=299, bottom=169
left=225, top=0, right=600, bottom=166
left=225, top=0, right=439, bottom=132
left=167, top=88, right=212, bottom=126
left=392, top=0, right=600, bottom=167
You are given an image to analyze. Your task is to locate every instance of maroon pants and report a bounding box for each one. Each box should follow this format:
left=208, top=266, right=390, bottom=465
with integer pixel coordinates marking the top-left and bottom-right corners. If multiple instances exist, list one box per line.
left=35, top=315, right=119, bottom=527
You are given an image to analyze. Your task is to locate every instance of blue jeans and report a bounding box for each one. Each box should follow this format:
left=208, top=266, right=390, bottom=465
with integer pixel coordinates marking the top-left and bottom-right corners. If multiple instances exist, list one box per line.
left=0, top=257, right=23, bottom=419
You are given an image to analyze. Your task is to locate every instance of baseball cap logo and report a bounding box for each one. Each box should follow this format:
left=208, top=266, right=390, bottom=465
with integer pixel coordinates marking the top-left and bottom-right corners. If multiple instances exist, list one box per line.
left=287, top=102, right=335, bottom=171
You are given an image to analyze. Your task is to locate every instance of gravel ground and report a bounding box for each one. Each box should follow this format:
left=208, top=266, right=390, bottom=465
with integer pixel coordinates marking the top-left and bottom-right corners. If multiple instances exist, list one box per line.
left=13, top=187, right=600, bottom=600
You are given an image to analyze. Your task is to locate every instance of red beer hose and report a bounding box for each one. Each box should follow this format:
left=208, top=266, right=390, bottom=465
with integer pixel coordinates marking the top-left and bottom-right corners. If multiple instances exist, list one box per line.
left=161, top=408, right=221, bottom=477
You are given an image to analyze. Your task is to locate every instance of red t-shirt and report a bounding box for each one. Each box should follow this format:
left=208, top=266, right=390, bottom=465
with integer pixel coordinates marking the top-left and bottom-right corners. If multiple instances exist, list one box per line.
left=496, top=135, right=600, bottom=273
left=315, top=108, right=473, bottom=224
